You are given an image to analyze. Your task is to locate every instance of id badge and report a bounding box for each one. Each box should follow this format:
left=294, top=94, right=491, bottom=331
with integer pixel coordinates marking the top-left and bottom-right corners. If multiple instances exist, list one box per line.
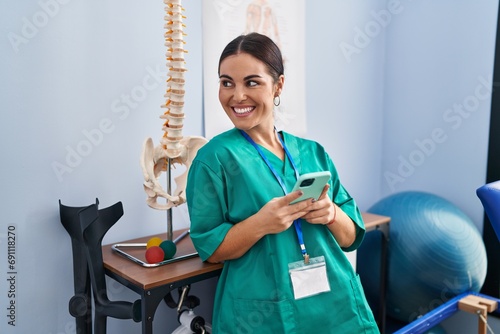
left=288, top=255, right=330, bottom=300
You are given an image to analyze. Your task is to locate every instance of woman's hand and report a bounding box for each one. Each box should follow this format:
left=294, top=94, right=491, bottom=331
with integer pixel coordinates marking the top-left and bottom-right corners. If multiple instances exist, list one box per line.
left=300, top=184, right=335, bottom=225
left=255, top=190, right=316, bottom=234
left=206, top=190, right=314, bottom=263
left=301, top=184, right=357, bottom=248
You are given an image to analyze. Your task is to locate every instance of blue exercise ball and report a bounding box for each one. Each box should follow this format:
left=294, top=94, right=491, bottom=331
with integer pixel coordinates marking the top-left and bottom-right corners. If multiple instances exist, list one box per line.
left=358, top=191, right=487, bottom=323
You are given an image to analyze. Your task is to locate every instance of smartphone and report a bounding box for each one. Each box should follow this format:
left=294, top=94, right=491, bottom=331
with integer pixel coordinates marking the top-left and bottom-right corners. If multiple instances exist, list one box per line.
left=289, top=171, right=331, bottom=204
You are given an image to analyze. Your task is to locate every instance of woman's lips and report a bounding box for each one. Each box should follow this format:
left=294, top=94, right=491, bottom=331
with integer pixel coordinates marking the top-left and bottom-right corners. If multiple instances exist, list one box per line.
left=232, top=106, right=255, bottom=114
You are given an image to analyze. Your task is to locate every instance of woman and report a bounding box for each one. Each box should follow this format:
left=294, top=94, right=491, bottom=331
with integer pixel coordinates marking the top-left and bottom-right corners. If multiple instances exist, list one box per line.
left=186, top=32, right=378, bottom=334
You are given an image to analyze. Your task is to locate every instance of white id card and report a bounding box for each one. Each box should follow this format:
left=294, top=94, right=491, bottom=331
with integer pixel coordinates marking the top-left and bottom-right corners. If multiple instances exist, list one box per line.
left=288, top=255, right=330, bottom=300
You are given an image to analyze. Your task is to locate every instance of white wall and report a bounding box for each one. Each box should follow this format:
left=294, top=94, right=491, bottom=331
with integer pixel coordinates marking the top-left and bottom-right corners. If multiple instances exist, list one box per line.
left=1, top=1, right=205, bottom=333
left=305, top=0, right=387, bottom=211
left=378, top=1, right=499, bottom=332
left=0, top=0, right=498, bottom=333
left=381, top=0, right=498, bottom=232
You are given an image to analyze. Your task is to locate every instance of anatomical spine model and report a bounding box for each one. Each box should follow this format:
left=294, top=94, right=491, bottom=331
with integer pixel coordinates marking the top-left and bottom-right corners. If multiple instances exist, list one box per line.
left=141, top=0, right=207, bottom=211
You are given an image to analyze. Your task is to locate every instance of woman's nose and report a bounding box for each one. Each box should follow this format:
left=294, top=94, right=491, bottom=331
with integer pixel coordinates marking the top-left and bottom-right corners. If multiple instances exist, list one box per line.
left=233, top=85, right=247, bottom=102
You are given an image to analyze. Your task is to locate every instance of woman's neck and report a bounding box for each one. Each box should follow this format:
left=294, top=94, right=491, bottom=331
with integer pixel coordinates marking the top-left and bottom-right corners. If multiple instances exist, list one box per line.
left=244, top=127, right=285, bottom=160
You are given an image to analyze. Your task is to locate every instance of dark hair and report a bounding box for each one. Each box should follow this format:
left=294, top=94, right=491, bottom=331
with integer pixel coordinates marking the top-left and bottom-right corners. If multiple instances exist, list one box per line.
left=218, top=32, right=284, bottom=83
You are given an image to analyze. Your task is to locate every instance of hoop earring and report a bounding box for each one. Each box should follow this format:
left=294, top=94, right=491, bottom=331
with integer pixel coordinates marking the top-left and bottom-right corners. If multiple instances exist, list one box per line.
left=274, top=95, right=281, bottom=106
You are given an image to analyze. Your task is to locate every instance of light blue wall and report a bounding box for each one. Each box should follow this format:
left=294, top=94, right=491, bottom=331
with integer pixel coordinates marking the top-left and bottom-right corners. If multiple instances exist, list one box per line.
left=380, top=0, right=498, bottom=231
left=305, top=0, right=387, bottom=210
left=0, top=0, right=498, bottom=333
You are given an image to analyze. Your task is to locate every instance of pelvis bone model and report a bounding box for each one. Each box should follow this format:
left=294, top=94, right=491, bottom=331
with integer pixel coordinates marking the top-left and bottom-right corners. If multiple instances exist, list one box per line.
left=140, top=0, right=207, bottom=210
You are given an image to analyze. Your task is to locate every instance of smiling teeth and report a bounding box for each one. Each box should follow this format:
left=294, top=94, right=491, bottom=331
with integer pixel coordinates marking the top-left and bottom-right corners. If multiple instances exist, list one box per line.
left=234, top=107, right=253, bottom=114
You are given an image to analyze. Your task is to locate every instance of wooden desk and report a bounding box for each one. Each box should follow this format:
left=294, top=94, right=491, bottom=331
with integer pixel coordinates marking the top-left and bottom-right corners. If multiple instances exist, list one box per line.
left=102, top=229, right=222, bottom=334
left=362, top=212, right=391, bottom=334
left=103, top=213, right=389, bottom=334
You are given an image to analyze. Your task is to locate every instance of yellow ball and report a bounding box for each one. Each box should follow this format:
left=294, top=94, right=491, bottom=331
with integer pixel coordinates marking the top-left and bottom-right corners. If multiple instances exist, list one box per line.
left=146, top=237, right=163, bottom=249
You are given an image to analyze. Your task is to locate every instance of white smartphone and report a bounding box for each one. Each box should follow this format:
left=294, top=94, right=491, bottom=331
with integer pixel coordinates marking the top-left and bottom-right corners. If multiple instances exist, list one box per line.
left=289, top=171, right=331, bottom=204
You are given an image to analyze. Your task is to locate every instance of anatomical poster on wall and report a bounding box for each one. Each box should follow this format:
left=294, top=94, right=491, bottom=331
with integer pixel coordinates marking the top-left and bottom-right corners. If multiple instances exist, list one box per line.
left=202, top=0, right=306, bottom=139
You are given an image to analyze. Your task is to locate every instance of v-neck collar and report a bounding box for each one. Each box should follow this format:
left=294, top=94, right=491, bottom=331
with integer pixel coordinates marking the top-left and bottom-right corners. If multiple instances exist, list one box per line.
left=255, top=131, right=301, bottom=182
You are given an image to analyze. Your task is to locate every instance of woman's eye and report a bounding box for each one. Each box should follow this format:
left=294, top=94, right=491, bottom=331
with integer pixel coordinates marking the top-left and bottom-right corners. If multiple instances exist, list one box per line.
left=221, top=80, right=233, bottom=87
left=247, top=80, right=258, bottom=87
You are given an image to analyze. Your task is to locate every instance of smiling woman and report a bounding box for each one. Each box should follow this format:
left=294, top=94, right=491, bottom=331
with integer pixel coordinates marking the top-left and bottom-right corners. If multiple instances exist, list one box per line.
left=217, top=34, right=285, bottom=158
left=186, top=33, right=379, bottom=334
left=218, top=52, right=283, bottom=154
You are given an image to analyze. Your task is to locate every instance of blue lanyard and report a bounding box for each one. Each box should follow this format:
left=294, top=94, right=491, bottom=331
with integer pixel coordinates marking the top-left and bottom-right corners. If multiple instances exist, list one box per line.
left=240, top=129, right=309, bottom=263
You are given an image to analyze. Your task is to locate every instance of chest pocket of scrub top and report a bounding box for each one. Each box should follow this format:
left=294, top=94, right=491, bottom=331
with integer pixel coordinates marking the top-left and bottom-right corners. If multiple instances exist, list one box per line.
left=233, top=298, right=297, bottom=334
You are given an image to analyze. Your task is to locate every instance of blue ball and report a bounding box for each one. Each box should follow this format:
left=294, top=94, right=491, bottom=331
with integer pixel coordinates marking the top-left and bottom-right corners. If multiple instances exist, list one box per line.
left=358, top=191, right=487, bottom=323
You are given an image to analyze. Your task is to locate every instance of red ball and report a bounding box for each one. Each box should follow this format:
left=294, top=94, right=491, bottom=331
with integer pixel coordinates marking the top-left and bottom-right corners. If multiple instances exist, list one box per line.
left=145, top=246, right=165, bottom=264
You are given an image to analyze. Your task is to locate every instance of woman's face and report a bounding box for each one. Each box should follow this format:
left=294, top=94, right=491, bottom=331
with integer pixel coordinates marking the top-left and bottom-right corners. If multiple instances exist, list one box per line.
left=218, top=52, right=283, bottom=133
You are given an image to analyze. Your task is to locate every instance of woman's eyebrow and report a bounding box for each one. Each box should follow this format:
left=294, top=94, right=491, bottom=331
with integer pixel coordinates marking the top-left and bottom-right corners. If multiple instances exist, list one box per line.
left=244, top=74, right=262, bottom=80
left=219, top=74, right=263, bottom=80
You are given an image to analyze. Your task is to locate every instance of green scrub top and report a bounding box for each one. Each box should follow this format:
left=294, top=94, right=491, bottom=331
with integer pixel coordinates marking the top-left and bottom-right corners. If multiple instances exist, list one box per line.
left=187, top=128, right=379, bottom=334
